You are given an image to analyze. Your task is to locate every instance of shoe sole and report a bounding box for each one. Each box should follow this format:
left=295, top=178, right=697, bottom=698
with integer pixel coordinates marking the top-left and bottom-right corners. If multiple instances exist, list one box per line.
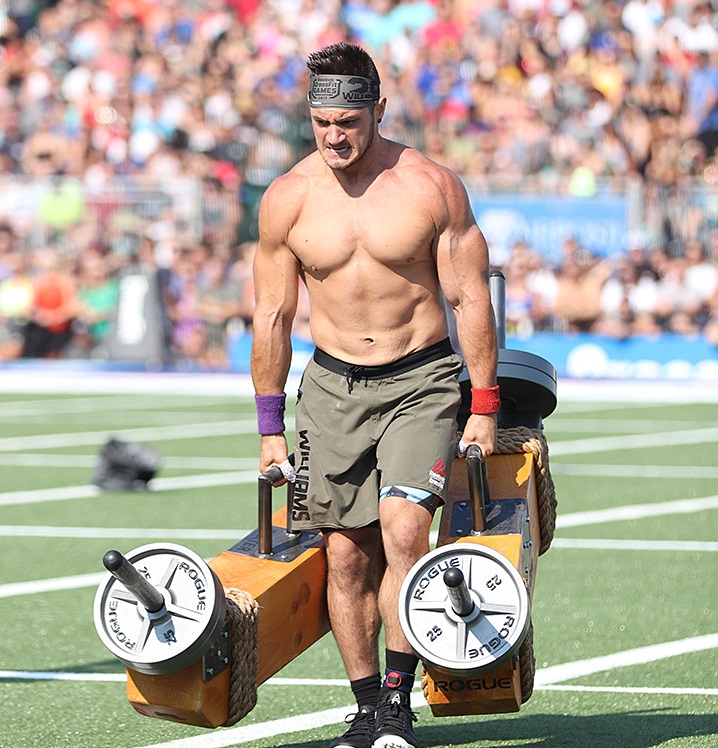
left=372, top=738, right=416, bottom=748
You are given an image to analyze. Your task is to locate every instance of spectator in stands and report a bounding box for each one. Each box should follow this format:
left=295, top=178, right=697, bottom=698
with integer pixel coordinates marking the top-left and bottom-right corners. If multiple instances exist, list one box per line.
left=195, top=252, right=245, bottom=367
left=74, top=252, right=120, bottom=354
left=21, top=248, right=78, bottom=359
left=598, top=256, right=660, bottom=337
left=227, top=240, right=257, bottom=331
left=202, top=172, right=242, bottom=246
left=0, top=248, right=33, bottom=359
left=655, top=255, right=704, bottom=328
left=667, top=309, right=702, bottom=337
left=523, top=248, right=559, bottom=332
left=2, top=0, right=718, bottom=361
left=168, top=247, right=204, bottom=364
left=683, top=238, right=718, bottom=320
left=0, top=224, right=18, bottom=282
left=504, top=250, right=541, bottom=338
left=553, top=238, right=612, bottom=333
left=683, top=47, right=718, bottom=162
left=704, top=289, right=718, bottom=345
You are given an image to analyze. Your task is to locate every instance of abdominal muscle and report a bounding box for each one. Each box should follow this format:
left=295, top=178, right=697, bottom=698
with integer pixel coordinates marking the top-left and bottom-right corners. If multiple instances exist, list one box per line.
left=302, top=262, right=450, bottom=365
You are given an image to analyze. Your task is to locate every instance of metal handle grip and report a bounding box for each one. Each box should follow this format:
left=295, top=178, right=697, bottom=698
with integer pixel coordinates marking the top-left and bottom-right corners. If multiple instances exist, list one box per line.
left=490, top=269, right=506, bottom=350
left=102, top=549, right=165, bottom=613
left=257, top=454, right=295, bottom=556
left=465, top=444, right=490, bottom=534
left=443, top=567, right=475, bottom=617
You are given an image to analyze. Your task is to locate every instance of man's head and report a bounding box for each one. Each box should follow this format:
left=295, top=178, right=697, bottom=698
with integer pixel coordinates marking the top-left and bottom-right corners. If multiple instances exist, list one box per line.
left=306, top=43, right=385, bottom=171
left=307, top=42, right=381, bottom=110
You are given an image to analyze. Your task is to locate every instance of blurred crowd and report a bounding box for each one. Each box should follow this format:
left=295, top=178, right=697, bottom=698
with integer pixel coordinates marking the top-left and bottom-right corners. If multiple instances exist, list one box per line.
left=1, top=0, right=718, bottom=367
left=502, top=232, right=718, bottom=344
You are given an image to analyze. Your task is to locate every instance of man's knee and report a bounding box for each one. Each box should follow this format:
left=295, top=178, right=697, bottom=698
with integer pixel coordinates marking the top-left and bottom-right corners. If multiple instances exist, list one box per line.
left=379, top=497, right=433, bottom=561
left=325, top=527, right=381, bottom=582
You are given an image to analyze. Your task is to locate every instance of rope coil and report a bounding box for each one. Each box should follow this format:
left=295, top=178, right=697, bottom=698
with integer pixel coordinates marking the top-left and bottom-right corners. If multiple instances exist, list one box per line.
left=495, top=426, right=557, bottom=555
left=222, top=588, right=260, bottom=726
left=519, top=621, right=535, bottom=703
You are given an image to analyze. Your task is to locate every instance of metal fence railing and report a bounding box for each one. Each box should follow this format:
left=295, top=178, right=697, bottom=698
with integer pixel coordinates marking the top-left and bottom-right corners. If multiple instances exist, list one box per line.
left=0, top=174, right=715, bottom=262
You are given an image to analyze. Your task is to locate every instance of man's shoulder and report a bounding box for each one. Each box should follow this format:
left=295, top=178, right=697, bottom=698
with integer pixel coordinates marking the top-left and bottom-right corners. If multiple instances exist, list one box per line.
left=261, top=154, right=320, bottom=212
left=393, top=144, right=462, bottom=190
left=267, top=153, right=318, bottom=192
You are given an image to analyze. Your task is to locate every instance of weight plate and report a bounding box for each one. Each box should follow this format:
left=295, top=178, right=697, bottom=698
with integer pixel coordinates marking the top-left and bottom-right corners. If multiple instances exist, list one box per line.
left=498, top=349, right=557, bottom=418
left=93, top=542, right=226, bottom=675
left=398, top=544, right=530, bottom=675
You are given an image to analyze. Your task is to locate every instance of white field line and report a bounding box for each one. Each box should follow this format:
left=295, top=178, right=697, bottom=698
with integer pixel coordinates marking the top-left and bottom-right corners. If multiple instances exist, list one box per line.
left=0, top=525, right=251, bottom=540
left=128, top=634, right=718, bottom=748
left=0, top=421, right=707, bottom=456
left=0, top=418, right=270, bottom=453
left=556, top=495, right=718, bottom=529
left=0, top=394, right=238, bottom=418
left=554, top=379, right=718, bottom=403
left=3, top=525, right=718, bottom=556
left=0, top=469, right=264, bottom=507
left=551, top=400, right=672, bottom=414
left=1, top=671, right=716, bottom=700
left=550, top=463, right=718, bottom=479
left=533, top=633, right=718, bottom=686
left=0, top=370, right=264, bottom=397
left=2, top=494, right=718, bottom=598
left=546, top=419, right=715, bottom=434
left=549, top=426, right=718, bottom=456
left=550, top=538, right=718, bottom=552
left=0, top=453, right=256, bottom=470
left=0, top=670, right=127, bottom=682
left=1, top=371, right=717, bottom=401
left=538, top=684, right=718, bottom=695
left=4, top=453, right=718, bottom=480
left=0, top=571, right=106, bottom=598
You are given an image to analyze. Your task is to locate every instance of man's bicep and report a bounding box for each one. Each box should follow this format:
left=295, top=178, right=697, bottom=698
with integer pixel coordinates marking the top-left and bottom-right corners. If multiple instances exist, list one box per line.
left=254, top=187, right=301, bottom=317
left=436, top=224, right=491, bottom=310
left=434, top=171, right=490, bottom=304
left=253, top=241, right=300, bottom=321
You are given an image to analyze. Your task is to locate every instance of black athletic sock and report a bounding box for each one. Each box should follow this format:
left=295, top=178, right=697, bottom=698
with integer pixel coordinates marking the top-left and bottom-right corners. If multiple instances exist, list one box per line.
left=351, top=673, right=381, bottom=709
left=382, top=649, right=419, bottom=694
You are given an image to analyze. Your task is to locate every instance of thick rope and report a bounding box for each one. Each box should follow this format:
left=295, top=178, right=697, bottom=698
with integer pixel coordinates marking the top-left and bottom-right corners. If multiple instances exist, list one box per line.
left=519, top=621, right=535, bottom=703
left=495, top=427, right=557, bottom=555
left=420, top=667, right=431, bottom=704
left=222, top=587, right=260, bottom=726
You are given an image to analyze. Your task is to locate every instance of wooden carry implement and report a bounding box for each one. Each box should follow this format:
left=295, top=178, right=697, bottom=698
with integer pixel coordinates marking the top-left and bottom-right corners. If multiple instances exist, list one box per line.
left=418, top=448, right=544, bottom=715
left=95, top=466, right=330, bottom=728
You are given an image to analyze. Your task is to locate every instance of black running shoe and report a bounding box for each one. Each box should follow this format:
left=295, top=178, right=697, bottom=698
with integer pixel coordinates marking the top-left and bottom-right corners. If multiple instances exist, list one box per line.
left=329, top=705, right=376, bottom=748
left=371, top=690, right=419, bottom=748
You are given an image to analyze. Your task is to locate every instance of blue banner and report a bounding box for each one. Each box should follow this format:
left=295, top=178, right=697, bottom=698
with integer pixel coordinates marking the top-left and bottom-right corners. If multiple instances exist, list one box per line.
left=470, top=193, right=628, bottom=264
left=229, top=332, right=718, bottom=381
left=509, top=333, right=718, bottom=381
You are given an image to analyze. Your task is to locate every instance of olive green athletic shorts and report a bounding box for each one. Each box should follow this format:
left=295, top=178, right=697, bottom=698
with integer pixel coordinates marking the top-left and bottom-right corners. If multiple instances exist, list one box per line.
left=290, top=339, right=463, bottom=531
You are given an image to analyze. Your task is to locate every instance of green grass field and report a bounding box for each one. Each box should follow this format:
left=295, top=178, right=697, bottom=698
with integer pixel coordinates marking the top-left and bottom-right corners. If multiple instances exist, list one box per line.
left=0, top=373, right=716, bottom=748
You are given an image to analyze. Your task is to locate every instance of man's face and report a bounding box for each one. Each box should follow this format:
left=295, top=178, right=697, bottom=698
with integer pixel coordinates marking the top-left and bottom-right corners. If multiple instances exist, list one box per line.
left=310, top=106, right=377, bottom=171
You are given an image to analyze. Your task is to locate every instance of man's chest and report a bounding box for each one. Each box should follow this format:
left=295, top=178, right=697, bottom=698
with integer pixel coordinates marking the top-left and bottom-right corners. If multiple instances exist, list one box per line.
left=288, top=188, right=437, bottom=274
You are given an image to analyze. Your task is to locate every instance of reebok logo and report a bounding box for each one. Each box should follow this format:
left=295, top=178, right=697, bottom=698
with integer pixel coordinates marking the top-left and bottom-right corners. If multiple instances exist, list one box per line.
left=428, top=458, right=446, bottom=490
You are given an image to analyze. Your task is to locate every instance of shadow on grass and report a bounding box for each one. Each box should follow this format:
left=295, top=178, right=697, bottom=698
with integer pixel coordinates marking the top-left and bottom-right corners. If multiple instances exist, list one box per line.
left=277, top=710, right=718, bottom=748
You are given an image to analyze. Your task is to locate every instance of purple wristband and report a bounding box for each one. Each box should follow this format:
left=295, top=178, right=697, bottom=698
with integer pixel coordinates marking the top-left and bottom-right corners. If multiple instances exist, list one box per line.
left=255, top=393, right=286, bottom=435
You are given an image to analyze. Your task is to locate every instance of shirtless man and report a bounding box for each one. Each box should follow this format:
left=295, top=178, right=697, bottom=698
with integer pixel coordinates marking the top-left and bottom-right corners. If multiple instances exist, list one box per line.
left=251, top=42, right=498, bottom=748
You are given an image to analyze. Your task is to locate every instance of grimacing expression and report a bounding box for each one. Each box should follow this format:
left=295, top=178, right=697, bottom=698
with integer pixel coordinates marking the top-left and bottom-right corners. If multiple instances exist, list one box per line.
left=311, top=106, right=377, bottom=171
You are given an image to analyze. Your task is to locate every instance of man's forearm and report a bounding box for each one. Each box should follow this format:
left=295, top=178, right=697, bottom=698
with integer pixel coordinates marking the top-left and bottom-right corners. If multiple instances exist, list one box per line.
left=455, top=294, right=498, bottom=389
left=251, top=326, right=293, bottom=396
